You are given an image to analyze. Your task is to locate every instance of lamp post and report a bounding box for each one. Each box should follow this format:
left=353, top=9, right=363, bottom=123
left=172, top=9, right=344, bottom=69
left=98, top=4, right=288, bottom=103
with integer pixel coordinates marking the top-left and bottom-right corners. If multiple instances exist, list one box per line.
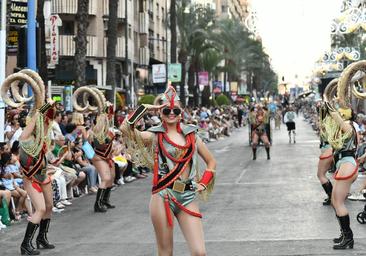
left=27, top=0, right=36, bottom=97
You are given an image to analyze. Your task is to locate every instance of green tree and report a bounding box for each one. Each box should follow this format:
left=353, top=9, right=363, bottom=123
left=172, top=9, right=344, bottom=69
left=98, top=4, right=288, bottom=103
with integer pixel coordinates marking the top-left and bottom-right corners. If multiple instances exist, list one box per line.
left=138, top=94, right=156, bottom=105
left=216, top=94, right=230, bottom=106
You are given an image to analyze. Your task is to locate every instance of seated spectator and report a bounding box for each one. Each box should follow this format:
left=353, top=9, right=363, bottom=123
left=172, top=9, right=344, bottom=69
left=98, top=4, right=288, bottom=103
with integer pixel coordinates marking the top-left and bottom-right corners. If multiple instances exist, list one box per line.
left=52, top=135, right=80, bottom=198
left=0, top=152, right=31, bottom=220
left=73, top=144, right=98, bottom=193
left=47, top=140, right=72, bottom=209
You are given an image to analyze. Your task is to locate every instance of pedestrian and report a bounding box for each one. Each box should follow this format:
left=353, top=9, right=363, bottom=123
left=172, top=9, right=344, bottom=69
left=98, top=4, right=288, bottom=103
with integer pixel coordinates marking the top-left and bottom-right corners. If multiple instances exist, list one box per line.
left=120, top=86, right=216, bottom=256
left=284, top=106, right=296, bottom=143
left=1, top=70, right=57, bottom=255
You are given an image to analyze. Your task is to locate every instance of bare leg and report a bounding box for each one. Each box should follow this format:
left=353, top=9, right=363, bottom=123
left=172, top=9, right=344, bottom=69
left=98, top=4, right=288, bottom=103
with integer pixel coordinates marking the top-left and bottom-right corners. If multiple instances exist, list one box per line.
left=317, top=148, right=333, bottom=184
left=23, top=179, right=46, bottom=224
left=92, top=158, right=112, bottom=189
left=176, top=201, right=206, bottom=256
left=109, top=164, right=116, bottom=187
left=332, top=163, right=357, bottom=216
left=150, top=194, right=173, bottom=256
left=40, top=182, right=53, bottom=219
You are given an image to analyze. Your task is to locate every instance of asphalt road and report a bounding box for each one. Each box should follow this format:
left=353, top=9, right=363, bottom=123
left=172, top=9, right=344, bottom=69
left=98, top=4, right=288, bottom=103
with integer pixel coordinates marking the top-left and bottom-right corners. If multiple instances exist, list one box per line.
left=1, top=116, right=366, bottom=256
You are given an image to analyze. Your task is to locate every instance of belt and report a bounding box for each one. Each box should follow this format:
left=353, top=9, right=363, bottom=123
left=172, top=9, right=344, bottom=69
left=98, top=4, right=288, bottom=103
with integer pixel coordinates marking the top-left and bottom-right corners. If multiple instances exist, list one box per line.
left=334, top=150, right=355, bottom=165
left=337, top=151, right=355, bottom=159
left=167, top=180, right=195, bottom=193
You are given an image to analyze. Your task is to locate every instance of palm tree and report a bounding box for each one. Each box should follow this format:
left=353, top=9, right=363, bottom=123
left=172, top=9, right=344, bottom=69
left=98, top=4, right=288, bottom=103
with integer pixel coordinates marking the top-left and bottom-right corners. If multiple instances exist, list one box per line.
left=201, top=48, right=222, bottom=106
left=74, top=0, right=90, bottom=87
left=37, top=0, right=48, bottom=86
left=176, top=3, right=215, bottom=105
left=170, top=0, right=177, bottom=63
left=106, top=0, right=119, bottom=103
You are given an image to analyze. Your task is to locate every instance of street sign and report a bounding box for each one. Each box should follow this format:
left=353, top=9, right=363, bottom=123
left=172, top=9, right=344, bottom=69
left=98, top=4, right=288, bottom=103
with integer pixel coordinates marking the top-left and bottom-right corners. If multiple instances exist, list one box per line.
left=152, top=64, right=166, bottom=83
left=168, top=63, right=181, bottom=82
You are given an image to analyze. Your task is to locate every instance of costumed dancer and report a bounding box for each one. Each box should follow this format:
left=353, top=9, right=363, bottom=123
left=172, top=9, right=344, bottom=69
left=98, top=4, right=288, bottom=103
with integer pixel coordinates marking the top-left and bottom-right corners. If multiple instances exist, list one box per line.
left=250, top=106, right=271, bottom=160
left=323, top=61, right=366, bottom=250
left=120, top=86, right=216, bottom=255
left=1, top=69, right=56, bottom=255
left=72, top=87, right=116, bottom=212
left=317, top=79, right=337, bottom=206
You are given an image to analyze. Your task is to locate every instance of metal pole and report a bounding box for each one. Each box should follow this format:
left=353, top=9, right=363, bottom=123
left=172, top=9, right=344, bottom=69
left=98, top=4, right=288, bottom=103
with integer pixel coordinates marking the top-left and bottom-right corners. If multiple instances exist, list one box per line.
left=165, top=0, right=168, bottom=87
left=125, top=0, right=132, bottom=105
left=0, top=0, right=7, bottom=142
left=27, top=0, right=37, bottom=96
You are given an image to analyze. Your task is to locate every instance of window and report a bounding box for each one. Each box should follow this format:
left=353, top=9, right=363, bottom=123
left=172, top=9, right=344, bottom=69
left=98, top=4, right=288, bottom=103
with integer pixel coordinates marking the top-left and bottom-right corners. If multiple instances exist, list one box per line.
left=162, top=7, right=165, bottom=22
left=156, top=3, right=159, bottom=19
left=157, top=34, right=160, bottom=49
left=149, top=30, right=154, bottom=53
left=129, top=25, right=132, bottom=39
left=162, top=36, right=165, bottom=52
left=59, top=20, right=74, bottom=35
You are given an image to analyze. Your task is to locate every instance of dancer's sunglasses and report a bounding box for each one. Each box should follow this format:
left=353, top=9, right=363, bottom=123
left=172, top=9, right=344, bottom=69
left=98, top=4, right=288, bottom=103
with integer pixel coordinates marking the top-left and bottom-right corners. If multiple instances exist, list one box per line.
left=162, top=107, right=181, bottom=116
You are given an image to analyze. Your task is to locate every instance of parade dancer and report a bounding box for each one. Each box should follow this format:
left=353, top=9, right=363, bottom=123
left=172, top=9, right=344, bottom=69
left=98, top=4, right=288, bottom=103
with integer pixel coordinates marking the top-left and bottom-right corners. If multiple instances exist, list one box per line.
left=250, top=106, right=271, bottom=160
left=317, top=79, right=337, bottom=206
left=1, top=70, right=56, bottom=255
left=284, top=106, right=296, bottom=143
left=121, top=86, right=216, bottom=256
left=72, top=87, right=116, bottom=212
left=323, top=61, right=366, bottom=250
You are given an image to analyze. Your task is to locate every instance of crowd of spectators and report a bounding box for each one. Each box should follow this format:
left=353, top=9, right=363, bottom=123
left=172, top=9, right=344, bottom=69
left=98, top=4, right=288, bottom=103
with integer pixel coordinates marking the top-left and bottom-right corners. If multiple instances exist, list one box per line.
left=0, top=102, right=244, bottom=229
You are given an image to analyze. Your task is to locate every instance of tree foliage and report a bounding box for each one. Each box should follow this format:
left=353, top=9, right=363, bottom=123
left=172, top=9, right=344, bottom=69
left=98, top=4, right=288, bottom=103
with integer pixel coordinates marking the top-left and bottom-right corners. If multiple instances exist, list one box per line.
left=175, top=2, right=277, bottom=106
left=138, top=94, right=156, bottom=105
left=216, top=94, right=230, bottom=106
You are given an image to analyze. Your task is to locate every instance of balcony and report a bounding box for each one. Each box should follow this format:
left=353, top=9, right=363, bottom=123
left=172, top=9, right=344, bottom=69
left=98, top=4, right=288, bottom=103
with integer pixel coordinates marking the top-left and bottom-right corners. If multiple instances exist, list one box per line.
left=103, top=37, right=133, bottom=59
left=52, top=0, right=98, bottom=15
left=103, top=0, right=125, bottom=19
left=59, top=35, right=97, bottom=57
left=139, top=12, right=148, bottom=34
left=139, top=47, right=150, bottom=66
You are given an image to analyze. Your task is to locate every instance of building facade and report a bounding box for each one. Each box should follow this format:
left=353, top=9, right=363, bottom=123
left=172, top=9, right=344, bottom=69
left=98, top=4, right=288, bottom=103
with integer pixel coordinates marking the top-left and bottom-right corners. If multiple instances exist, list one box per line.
left=192, top=0, right=250, bottom=22
left=5, top=0, right=170, bottom=106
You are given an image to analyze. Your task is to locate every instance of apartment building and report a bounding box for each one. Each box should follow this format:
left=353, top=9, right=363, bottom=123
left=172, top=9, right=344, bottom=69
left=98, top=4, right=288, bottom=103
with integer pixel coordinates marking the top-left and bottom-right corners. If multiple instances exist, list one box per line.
left=3, top=0, right=170, bottom=105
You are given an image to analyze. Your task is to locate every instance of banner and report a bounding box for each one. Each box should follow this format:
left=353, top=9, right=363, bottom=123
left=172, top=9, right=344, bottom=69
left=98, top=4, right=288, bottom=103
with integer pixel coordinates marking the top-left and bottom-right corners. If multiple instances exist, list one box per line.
left=64, top=86, right=73, bottom=112
left=168, top=63, right=181, bottom=82
left=230, top=81, right=238, bottom=92
left=198, top=71, right=209, bottom=86
left=213, top=81, right=222, bottom=94
left=152, top=64, right=166, bottom=83
left=49, top=15, right=62, bottom=67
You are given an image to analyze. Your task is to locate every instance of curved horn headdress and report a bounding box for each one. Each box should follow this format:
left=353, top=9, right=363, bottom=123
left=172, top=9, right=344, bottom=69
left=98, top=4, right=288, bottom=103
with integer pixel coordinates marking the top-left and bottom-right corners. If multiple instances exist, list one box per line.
left=323, top=78, right=338, bottom=103
left=0, top=70, right=44, bottom=116
left=72, top=86, right=104, bottom=113
left=337, top=60, right=366, bottom=107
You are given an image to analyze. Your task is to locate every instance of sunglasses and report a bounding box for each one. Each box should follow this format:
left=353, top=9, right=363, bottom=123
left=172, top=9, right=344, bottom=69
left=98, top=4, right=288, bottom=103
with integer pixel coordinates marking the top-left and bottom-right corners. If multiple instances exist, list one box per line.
left=162, top=107, right=181, bottom=116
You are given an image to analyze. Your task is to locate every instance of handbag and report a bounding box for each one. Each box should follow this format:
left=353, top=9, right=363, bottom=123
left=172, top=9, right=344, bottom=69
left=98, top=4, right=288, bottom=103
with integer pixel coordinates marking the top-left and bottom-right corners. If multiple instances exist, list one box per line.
left=0, top=197, right=11, bottom=226
left=82, top=141, right=95, bottom=160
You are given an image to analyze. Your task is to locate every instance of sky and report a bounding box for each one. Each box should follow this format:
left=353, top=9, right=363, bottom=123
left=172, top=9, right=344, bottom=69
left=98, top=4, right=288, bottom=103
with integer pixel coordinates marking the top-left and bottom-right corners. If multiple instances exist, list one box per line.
left=251, top=0, right=343, bottom=83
